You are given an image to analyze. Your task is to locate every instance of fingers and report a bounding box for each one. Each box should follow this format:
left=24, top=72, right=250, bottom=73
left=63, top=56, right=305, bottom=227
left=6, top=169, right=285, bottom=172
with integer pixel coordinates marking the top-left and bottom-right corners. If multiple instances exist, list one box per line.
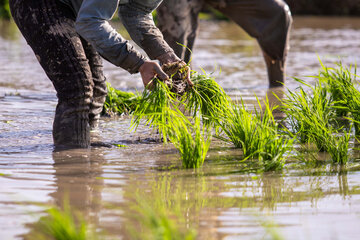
left=185, top=66, right=194, bottom=87
left=154, top=64, right=169, bottom=81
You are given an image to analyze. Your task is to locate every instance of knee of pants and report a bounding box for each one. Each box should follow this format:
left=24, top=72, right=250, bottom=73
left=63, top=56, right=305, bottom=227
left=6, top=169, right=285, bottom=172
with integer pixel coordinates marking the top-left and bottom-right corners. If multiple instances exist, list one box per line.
left=272, top=0, right=293, bottom=29
left=258, top=0, right=293, bottom=59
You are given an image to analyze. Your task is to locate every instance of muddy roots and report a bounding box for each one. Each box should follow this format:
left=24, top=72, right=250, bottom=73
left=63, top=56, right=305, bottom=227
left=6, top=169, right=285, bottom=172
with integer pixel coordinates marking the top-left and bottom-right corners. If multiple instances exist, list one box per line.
left=162, top=61, right=193, bottom=95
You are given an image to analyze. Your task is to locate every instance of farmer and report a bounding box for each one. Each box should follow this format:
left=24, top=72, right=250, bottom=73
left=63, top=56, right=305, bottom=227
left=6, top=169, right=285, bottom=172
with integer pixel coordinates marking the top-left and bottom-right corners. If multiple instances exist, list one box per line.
left=9, top=0, right=181, bottom=149
left=157, top=0, right=293, bottom=87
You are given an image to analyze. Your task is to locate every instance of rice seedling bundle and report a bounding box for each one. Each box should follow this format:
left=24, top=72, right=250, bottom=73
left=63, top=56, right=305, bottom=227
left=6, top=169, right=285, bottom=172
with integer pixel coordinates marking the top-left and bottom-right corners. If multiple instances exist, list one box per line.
left=169, top=117, right=211, bottom=169
left=217, top=97, right=293, bottom=171
left=102, top=82, right=141, bottom=116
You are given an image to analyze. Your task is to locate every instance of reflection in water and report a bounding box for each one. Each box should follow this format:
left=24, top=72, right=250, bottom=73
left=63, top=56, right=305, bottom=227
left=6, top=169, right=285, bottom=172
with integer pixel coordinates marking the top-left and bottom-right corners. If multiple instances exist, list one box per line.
left=50, top=149, right=105, bottom=222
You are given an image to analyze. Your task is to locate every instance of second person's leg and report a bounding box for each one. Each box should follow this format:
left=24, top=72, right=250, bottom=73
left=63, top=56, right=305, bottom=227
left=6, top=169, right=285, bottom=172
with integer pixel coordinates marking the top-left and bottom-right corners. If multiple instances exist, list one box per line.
left=208, top=0, right=292, bottom=87
left=157, top=0, right=204, bottom=63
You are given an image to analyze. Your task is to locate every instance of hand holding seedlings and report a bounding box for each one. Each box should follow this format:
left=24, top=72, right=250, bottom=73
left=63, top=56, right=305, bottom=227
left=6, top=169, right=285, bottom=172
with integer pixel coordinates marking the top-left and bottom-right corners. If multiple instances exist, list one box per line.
left=139, top=61, right=169, bottom=89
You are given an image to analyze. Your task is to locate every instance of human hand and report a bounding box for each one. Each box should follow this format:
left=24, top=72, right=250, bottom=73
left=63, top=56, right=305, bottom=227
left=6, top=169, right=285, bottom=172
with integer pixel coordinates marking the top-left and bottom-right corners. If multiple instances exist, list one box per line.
left=139, top=61, right=169, bottom=89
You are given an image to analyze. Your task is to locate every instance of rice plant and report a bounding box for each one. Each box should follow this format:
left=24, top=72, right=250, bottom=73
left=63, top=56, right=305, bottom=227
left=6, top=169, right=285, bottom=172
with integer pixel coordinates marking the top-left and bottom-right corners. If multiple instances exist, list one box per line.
left=278, top=70, right=352, bottom=164
left=169, top=117, right=211, bottom=169
left=347, top=87, right=360, bottom=135
left=102, top=82, right=141, bottom=116
left=279, top=79, right=335, bottom=147
left=217, top=97, right=293, bottom=171
left=183, top=72, right=232, bottom=127
left=324, top=132, right=351, bottom=164
left=131, top=79, right=188, bottom=143
left=316, top=60, right=356, bottom=117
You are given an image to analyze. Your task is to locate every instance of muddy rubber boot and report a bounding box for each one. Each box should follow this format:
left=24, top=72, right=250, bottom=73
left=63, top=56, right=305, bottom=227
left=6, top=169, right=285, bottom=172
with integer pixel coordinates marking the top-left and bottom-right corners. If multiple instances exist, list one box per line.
left=53, top=100, right=90, bottom=150
left=263, top=51, right=285, bottom=88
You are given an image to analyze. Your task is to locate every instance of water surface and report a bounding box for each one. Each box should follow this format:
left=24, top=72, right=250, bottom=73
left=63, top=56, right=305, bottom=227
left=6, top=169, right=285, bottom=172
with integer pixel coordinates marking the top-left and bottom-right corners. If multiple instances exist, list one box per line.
left=1, top=16, right=360, bottom=239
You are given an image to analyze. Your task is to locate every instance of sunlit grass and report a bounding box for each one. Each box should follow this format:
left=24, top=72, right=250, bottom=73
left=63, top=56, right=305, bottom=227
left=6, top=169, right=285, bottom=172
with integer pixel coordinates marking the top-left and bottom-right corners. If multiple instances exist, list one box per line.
left=279, top=79, right=335, bottom=146
left=102, top=82, right=141, bottom=116
left=169, top=117, right=211, bottom=169
left=217, top=97, right=293, bottom=171
left=131, top=79, right=187, bottom=143
left=278, top=65, right=353, bottom=164
left=184, top=72, right=232, bottom=127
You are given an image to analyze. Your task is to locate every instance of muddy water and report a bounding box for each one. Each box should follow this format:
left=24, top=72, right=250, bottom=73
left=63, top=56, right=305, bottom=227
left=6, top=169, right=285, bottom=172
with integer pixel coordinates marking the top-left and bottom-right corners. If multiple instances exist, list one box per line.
left=1, top=17, right=360, bottom=239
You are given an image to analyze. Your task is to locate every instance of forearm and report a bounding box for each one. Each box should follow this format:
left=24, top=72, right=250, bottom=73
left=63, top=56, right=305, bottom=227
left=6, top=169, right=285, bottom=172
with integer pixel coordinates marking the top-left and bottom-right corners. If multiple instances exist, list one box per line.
left=75, top=0, right=147, bottom=73
left=119, top=1, right=178, bottom=62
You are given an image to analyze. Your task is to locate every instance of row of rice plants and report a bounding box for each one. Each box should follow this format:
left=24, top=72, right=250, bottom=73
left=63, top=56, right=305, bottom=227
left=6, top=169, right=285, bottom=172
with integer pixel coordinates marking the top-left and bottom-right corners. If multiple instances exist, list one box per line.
left=104, top=68, right=292, bottom=170
left=104, top=61, right=358, bottom=169
left=279, top=61, right=358, bottom=164
left=216, top=97, right=294, bottom=171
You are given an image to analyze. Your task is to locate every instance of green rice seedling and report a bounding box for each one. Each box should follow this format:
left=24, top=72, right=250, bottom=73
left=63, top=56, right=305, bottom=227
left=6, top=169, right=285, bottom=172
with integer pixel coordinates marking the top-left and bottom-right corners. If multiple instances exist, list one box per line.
left=278, top=72, right=351, bottom=164
left=102, top=82, right=141, bottom=116
left=131, top=79, right=188, bottom=143
left=279, top=79, right=335, bottom=146
left=183, top=72, right=232, bottom=127
left=317, top=60, right=356, bottom=117
left=217, top=97, right=293, bottom=171
left=325, top=132, right=351, bottom=164
left=347, top=87, right=360, bottom=135
left=131, top=70, right=229, bottom=142
left=30, top=203, right=98, bottom=240
left=255, top=97, right=294, bottom=171
left=169, top=117, right=211, bottom=169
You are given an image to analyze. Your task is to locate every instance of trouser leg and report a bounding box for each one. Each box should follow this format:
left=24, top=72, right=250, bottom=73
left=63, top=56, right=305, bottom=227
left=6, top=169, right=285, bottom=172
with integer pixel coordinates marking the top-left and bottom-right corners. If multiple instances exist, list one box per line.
left=157, top=0, right=204, bottom=63
left=81, top=39, right=107, bottom=129
left=208, top=0, right=292, bottom=87
left=10, top=0, right=94, bottom=148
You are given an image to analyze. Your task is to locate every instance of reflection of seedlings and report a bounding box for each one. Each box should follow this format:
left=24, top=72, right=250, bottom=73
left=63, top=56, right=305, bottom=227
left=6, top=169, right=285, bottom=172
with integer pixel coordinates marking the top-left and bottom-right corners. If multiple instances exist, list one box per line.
left=29, top=202, right=98, bottom=240
left=259, top=217, right=284, bottom=240
left=127, top=193, right=196, bottom=240
left=1, top=120, right=12, bottom=124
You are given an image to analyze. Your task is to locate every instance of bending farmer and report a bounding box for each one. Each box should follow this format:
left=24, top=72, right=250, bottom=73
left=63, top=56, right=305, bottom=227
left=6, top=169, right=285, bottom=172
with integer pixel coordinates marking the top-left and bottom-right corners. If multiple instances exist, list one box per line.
left=9, top=0, right=181, bottom=149
left=157, top=0, right=292, bottom=87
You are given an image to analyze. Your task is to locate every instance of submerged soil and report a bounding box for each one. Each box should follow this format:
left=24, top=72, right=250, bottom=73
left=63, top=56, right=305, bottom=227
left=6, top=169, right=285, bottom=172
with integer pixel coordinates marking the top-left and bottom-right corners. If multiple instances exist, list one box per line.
left=1, top=17, right=360, bottom=239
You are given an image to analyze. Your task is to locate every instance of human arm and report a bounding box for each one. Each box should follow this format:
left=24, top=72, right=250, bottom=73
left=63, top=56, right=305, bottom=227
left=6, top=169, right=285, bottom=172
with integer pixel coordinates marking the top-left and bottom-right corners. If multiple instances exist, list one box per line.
left=118, top=0, right=181, bottom=65
left=75, top=0, right=146, bottom=73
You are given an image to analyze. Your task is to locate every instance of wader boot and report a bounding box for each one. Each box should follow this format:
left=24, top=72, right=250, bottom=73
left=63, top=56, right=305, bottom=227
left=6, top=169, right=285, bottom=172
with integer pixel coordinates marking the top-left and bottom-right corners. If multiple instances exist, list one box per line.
left=157, top=0, right=292, bottom=87
left=10, top=0, right=107, bottom=149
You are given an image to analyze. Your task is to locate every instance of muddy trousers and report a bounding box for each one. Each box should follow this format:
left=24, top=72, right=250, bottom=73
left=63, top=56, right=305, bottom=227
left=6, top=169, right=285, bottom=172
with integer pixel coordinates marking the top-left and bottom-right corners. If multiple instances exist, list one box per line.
left=157, top=0, right=292, bottom=87
left=9, top=0, right=107, bottom=148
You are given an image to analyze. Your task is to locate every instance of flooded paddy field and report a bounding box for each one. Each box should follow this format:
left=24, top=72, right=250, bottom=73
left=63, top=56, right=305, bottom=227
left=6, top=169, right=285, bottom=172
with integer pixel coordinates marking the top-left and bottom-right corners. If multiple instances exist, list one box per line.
left=1, top=17, right=360, bottom=239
